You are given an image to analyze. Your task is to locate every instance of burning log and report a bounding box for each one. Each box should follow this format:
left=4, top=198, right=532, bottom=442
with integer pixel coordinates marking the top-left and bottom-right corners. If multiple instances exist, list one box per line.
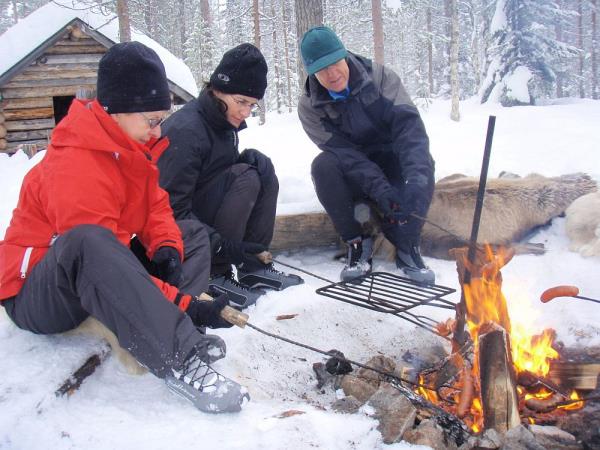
left=478, top=323, right=521, bottom=433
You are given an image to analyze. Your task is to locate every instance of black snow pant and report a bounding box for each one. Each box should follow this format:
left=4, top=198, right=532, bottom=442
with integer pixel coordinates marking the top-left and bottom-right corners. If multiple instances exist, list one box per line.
left=311, top=150, right=431, bottom=250
left=191, top=163, right=279, bottom=275
left=3, top=222, right=211, bottom=378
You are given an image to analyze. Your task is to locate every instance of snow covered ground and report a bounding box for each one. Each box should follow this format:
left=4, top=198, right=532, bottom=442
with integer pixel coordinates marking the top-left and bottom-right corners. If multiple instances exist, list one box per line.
left=1, top=97, right=599, bottom=449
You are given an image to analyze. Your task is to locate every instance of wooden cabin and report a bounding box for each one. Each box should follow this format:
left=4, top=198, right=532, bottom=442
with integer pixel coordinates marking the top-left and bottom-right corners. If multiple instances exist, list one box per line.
left=0, top=3, right=198, bottom=154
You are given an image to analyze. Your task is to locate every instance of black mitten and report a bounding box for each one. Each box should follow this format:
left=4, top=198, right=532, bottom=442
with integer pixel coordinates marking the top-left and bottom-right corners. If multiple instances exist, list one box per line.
left=185, top=293, right=234, bottom=329
left=151, top=246, right=183, bottom=287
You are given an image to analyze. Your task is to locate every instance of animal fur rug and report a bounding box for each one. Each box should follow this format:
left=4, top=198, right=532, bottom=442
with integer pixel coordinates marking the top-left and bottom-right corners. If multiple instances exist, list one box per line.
left=376, top=173, right=597, bottom=260
left=565, top=191, right=600, bottom=258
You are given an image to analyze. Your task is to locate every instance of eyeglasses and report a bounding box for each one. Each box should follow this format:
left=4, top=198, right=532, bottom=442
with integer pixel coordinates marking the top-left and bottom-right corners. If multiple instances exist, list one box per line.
left=231, top=96, right=260, bottom=113
left=139, top=112, right=166, bottom=129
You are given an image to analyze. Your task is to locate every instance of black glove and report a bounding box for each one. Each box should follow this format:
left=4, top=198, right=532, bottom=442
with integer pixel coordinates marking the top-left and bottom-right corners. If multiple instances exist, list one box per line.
left=238, top=148, right=275, bottom=185
left=399, top=182, right=430, bottom=221
left=376, top=188, right=405, bottom=223
left=185, top=293, right=234, bottom=329
left=152, top=246, right=183, bottom=287
left=213, top=233, right=267, bottom=271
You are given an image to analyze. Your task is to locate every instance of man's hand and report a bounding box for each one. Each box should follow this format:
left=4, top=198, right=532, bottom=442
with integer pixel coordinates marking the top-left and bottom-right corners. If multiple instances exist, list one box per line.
left=152, top=246, right=183, bottom=287
left=185, top=292, right=234, bottom=329
left=213, top=233, right=267, bottom=271
left=238, top=148, right=275, bottom=185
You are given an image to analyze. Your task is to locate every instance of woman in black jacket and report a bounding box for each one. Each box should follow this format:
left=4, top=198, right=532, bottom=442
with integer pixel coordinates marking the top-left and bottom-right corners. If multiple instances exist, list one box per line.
left=157, top=43, right=302, bottom=308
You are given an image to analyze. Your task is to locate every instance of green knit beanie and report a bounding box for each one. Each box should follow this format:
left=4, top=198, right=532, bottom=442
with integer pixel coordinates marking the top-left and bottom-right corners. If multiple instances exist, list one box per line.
left=300, top=26, right=347, bottom=75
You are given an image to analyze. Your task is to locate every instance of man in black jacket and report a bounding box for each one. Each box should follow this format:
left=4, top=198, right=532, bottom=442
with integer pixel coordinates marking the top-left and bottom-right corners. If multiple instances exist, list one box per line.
left=156, top=44, right=302, bottom=308
left=298, top=27, right=435, bottom=284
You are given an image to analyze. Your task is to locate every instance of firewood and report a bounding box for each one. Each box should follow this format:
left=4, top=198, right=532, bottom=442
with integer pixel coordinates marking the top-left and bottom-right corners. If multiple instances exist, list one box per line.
left=478, top=324, right=521, bottom=433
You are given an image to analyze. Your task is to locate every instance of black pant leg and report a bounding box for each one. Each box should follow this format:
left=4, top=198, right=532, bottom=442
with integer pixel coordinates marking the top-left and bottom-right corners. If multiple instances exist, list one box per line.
left=311, top=152, right=365, bottom=241
left=6, top=225, right=205, bottom=377
left=243, top=173, right=278, bottom=247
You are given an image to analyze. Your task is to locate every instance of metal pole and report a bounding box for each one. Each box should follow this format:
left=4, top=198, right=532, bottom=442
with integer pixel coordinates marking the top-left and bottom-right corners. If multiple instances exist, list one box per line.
left=454, top=115, right=496, bottom=346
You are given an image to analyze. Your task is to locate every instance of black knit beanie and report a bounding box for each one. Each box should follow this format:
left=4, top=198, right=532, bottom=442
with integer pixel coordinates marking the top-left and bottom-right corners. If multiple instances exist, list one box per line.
left=97, top=42, right=171, bottom=113
left=209, top=43, right=268, bottom=99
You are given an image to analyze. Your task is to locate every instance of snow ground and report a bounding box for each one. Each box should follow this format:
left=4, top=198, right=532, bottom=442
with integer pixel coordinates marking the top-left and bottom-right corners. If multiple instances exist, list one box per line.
left=1, top=97, right=599, bottom=449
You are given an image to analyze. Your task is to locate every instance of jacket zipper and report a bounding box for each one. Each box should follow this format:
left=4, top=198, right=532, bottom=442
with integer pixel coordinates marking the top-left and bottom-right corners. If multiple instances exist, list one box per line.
left=20, top=247, right=33, bottom=279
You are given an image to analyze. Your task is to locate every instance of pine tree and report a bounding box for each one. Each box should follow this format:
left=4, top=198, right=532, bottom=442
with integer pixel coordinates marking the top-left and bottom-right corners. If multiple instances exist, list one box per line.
left=481, top=0, right=579, bottom=106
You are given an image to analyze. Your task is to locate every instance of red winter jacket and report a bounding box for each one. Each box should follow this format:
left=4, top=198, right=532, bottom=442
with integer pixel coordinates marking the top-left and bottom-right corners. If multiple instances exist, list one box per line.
left=0, top=99, right=183, bottom=301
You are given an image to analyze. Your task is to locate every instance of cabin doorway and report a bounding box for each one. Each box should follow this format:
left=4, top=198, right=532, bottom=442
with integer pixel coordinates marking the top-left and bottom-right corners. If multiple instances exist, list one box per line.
left=53, top=95, right=75, bottom=125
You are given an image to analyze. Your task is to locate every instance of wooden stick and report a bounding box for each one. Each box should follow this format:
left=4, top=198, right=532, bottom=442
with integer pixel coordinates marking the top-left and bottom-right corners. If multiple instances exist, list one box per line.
left=196, top=293, right=249, bottom=328
left=55, top=345, right=111, bottom=397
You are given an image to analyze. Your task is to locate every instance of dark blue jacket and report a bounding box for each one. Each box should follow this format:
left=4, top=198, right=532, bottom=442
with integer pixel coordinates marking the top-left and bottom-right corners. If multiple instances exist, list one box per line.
left=298, top=52, right=434, bottom=201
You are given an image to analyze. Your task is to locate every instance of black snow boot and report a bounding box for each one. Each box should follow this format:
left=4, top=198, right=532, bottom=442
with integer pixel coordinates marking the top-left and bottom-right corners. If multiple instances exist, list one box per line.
left=395, top=243, right=435, bottom=285
left=340, top=236, right=373, bottom=282
left=237, top=263, right=304, bottom=291
left=208, top=271, right=265, bottom=309
left=165, top=351, right=249, bottom=413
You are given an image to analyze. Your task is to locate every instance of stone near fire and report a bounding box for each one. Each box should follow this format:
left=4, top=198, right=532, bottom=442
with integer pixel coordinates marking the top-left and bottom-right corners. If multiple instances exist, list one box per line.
left=461, top=428, right=504, bottom=449
left=340, top=375, right=378, bottom=403
left=356, top=355, right=397, bottom=384
left=331, top=395, right=362, bottom=414
left=502, top=425, right=545, bottom=450
left=367, top=383, right=417, bottom=445
left=529, top=425, right=581, bottom=450
left=403, top=419, right=458, bottom=450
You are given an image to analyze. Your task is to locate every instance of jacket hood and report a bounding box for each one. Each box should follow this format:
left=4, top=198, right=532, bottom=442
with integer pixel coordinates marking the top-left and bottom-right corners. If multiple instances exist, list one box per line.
left=304, top=52, right=372, bottom=108
left=50, top=99, right=149, bottom=155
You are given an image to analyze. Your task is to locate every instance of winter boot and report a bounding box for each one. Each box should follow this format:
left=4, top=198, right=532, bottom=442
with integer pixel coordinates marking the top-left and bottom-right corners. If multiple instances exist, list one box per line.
left=395, top=243, right=435, bottom=285
left=165, top=351, right=249, bottom=413
left=208, top=271, right=265, bottom=310
left=340, top=236, right=373, bottom=282
left=237, top=263, right=304, bottom=291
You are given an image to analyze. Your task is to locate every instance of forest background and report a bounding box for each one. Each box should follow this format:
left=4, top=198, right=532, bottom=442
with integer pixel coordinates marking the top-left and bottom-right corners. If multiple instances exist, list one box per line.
left=2, top=0, right=598, bottom=122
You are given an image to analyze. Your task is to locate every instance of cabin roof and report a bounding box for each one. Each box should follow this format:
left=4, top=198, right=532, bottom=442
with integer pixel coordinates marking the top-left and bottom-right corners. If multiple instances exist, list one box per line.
left=0, top=1, right=198, bottom=100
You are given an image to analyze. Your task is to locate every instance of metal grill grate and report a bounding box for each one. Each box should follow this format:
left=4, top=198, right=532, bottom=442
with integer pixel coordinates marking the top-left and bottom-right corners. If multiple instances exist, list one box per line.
left=316, top=272, right=457, bottom=333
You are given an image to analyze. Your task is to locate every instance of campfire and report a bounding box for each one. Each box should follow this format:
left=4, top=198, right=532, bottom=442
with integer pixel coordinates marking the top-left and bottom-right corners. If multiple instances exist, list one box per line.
left=418, top=245, right=585, bottom=434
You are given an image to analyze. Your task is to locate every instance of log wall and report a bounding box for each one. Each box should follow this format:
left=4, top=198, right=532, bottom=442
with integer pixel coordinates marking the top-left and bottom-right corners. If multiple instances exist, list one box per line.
left=0, top=31, right=104, bottom=154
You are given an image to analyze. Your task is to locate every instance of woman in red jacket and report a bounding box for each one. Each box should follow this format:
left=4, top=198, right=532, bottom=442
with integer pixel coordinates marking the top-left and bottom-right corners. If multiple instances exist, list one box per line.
left=0, top=42, right=248, bottom=413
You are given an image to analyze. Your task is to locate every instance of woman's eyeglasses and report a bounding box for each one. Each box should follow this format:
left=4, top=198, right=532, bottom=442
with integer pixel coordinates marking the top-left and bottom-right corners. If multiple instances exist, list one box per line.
left=139, top=112, right=166, bottom=129
left=232, top=96, right=260, bottom=113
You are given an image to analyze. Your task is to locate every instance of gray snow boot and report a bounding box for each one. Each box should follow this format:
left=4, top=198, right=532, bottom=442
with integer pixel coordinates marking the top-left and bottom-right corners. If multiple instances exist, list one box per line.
left=395, top=243, right=435, bottom=285
left=165, top=352, right=249, bottom=413
left=237, top=263, right=304, bottom=291
left=340, top=236, right=373, bottom=282
left=209, top=271, right=265, bottom=309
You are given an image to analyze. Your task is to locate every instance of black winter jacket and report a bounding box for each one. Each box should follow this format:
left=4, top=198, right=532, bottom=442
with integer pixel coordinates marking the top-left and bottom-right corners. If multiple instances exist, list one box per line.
left=298, top=52, right=434, bottom=202
left=158, top=89, right=244, bottom=220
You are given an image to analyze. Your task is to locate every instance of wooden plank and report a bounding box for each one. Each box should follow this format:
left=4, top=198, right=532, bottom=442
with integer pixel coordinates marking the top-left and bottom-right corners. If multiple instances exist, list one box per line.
left=53, top=38, right=97, bottom=46
left=6, top=139, right=48, bottom=152
left=1, top=97, right=53, bottom=110
left=45, top=45, right=107, bottom=55
left=0, top=113, right=4, bottom=124
left=42, top=54, right=103, bottom=64
left=0, top=125, right=6, bottom=138
left=1, top=85, right=95, bottom=99
left=0, top=138, right=6, bottom=150
left=7, top=129, right=52, bottom=141
left=13, top=69, right=98, bottom=81
left=271, top=212, right=338, bottom=251
left=5, top=118, right=55, bottom=131
left=23, top=63, right=99, bottom=73
left=4, top=108, right=54, bottom=121
left=5, top=77, right=97, bottom=89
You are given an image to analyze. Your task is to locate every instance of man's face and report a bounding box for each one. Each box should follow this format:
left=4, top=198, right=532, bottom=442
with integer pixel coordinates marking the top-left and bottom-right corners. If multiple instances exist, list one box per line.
left=315, top=58, right=350, bottom=92
left=112, top=111, right=167, bottom=144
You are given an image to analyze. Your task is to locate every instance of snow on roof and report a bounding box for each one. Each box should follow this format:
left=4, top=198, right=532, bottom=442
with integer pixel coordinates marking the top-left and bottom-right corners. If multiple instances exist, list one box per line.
left=0, top=0, right=198, bottom=98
